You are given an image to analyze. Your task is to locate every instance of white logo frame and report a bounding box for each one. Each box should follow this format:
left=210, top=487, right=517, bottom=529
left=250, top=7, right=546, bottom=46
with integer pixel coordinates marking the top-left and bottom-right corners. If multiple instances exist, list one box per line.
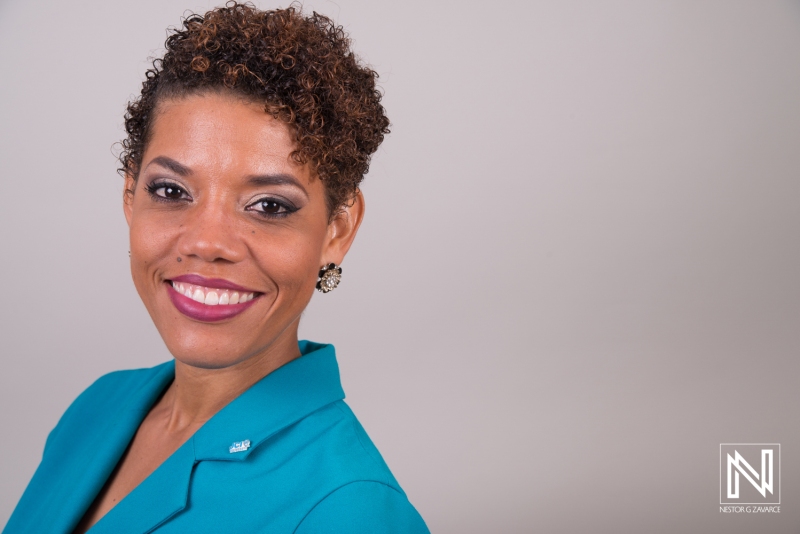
left=720, top=443, right=781, bottom=505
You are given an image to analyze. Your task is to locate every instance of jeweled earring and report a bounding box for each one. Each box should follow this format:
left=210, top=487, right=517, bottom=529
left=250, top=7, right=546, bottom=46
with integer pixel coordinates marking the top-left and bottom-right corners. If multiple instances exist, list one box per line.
left=316, top=263, right=342, bottom=293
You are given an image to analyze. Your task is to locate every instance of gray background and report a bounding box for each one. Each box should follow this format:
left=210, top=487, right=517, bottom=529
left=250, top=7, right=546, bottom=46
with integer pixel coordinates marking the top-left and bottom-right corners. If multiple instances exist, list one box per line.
left=1, top=1, right=799, bottom=532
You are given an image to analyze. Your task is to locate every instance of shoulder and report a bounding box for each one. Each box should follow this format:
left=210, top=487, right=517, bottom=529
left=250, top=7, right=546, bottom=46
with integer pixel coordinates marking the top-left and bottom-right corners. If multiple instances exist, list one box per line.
left=78, top=364, right=169, bottom=402
left=287, top=400, right=397, bottom=486
left=294, top=480, right=430, bottom=534
left=285, top=402, right=428, bottom=532
left=44, top=363, right=172, bottom=452
left=240, top=398, right=428, bottom=531
left=61, top=363, right=170, bottom=416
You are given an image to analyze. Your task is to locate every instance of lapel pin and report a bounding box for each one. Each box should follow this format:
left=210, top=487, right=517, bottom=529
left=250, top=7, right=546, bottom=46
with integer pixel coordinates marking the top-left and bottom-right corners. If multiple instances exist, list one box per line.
left=229, top=439, right=251, bottom=453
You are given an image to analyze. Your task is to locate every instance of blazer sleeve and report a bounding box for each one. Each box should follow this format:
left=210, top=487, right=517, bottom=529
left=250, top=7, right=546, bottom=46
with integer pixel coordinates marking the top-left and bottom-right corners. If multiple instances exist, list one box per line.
left=294, top=480, right=430, bottom=534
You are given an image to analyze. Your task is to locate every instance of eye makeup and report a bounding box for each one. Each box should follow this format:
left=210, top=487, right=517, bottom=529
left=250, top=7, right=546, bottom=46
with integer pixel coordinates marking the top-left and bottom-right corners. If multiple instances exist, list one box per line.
left=145, top=180, right=192, bottom=203
left=245, top=196, right=300, bottom=219
left=143, top=178, right=302, bottom=220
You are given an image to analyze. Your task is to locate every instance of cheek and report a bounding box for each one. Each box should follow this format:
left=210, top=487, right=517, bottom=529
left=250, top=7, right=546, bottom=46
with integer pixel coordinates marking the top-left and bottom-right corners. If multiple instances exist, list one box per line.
left=251, top=228, right=327, bottom=293
left=128, top=204, right=181, bottom=284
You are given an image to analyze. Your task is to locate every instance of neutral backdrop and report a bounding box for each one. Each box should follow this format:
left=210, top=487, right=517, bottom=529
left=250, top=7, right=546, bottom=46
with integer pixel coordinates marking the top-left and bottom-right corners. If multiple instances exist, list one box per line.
left=1, top=1, right=799, bottom=533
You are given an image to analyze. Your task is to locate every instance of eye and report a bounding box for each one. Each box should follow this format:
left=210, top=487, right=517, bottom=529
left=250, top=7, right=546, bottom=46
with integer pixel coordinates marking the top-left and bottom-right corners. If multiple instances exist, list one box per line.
left=257, top=200, right=283, bottom=214
left=146, top=181, right=190, bottom=201
left=159, top=185, right=186, bottom=199
left=246, top=197, right=297, bottom=218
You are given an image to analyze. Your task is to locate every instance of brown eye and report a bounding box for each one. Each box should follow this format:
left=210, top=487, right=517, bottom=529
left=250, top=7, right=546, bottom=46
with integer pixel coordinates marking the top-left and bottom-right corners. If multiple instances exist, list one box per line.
left=246, top=197, right=297, bottom=218
left=259, top=200, right=282, bottom=214
left=146, top=181, right=190, bottom=201
left=161, top=185, right=185, bottom=199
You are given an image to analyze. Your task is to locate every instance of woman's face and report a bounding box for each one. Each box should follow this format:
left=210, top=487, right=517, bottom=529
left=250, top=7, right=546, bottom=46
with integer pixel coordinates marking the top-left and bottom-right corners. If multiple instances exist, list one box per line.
left=124, top=92, right=362, bottom=370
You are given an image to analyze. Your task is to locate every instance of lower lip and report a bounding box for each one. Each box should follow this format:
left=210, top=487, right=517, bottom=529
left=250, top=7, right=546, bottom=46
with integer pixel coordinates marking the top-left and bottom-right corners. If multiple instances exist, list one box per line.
left=166, top=283, right=259, bottom=322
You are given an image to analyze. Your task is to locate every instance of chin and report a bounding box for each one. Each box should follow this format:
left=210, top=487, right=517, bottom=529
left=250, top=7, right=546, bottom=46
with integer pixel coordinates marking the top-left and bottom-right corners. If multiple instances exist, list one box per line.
left=160, top=335, right=252, bottom=369
left=172, top=353, right=246, bottom=370
left=149, top=310, right=263, bottom=369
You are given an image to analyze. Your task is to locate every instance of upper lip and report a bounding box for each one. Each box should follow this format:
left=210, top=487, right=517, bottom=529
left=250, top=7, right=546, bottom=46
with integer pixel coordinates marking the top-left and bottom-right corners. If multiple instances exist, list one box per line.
left=170, top=274, right=258, bottom=293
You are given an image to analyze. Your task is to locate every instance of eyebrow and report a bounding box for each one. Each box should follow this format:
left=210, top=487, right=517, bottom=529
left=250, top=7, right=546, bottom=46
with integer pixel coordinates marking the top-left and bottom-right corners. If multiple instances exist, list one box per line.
left=247, top=174, right=308, bottom=198
left=143, top=157, right=307, bottom=197
left=144, top=156, right=192, bottom=176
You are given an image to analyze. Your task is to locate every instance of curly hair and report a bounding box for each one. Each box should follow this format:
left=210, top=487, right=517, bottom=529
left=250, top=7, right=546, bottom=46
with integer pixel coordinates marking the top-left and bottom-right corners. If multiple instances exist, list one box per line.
left=121, top=2, right=390, bottom=214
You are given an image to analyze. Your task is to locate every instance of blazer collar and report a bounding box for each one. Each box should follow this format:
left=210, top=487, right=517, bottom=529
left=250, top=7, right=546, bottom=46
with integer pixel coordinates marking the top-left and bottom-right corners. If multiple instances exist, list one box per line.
left=192, top=340, right=345, bottom=462
left=89, top=341, right=344, bottom=534
left=10, top=361, right=176, bottom=534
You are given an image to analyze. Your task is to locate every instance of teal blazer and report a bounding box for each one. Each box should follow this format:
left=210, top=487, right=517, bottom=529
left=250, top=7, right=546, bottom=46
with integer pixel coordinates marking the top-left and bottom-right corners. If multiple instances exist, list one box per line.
left=4, top=341, right=429, bottom=533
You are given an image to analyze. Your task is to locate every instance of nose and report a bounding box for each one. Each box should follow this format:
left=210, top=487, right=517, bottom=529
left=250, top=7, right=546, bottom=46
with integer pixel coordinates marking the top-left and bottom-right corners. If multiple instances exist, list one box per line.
left=176, top=198, right=247, bottom=264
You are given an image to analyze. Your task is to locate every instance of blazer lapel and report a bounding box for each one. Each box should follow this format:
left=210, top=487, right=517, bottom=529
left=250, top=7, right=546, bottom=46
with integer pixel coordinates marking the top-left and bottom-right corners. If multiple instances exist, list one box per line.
left=7, top=342, right=344, bottom=534
left=192, top=341, right=345, bottom=464
left=67, top=364, right=175, bottom=533
left=3, top=363, right=175, bottom=534
left=86, top=440, right=195, bottom=534
left=10, top=342, right=342, bottom=534
left=88, top=342, right=344, bottom=533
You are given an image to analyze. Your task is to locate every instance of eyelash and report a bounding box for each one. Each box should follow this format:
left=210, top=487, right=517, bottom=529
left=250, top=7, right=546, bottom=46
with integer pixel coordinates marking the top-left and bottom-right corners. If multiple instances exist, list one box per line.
left=245, top=197, right=298, bottom=219
left=144, top=180, right=298, bottom=219
left=145, top=181, right=191, bottom=202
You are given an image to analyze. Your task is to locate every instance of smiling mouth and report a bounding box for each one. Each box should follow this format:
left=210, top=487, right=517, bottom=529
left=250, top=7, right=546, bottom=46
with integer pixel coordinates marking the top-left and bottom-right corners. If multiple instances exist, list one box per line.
left=169, top=281, right=258, bottom=306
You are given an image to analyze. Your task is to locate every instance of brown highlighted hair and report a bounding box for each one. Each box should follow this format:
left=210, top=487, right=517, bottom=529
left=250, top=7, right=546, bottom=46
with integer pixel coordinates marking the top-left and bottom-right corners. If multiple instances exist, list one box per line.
left=120, top=2, right=390, bottom=214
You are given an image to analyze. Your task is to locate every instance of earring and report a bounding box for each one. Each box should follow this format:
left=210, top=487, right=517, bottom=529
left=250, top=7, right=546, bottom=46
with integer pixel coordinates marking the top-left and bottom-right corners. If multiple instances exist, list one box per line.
left=316, top=263, right=342, bottom=293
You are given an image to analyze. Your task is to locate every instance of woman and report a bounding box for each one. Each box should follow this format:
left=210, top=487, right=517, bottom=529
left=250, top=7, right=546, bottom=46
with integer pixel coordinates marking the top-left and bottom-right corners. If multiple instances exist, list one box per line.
left=4, top=4, right=428, bottom=533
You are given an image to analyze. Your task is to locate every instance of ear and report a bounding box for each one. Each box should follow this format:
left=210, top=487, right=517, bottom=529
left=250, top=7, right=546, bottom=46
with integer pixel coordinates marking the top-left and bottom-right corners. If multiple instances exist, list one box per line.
left=123, top=173, right=136, bottom=227
left=321, top=190, right=365, bottom=265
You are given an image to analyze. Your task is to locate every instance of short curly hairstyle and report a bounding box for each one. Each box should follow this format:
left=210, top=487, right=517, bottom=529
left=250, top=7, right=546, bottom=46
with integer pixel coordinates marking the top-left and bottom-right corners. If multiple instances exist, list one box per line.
left=121, top=2, right=390, bottom=214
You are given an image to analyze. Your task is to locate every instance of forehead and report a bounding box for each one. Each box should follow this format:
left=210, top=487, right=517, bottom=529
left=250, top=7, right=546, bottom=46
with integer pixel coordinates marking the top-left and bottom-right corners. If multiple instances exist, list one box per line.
left=144, top=92, right=309, bottom=182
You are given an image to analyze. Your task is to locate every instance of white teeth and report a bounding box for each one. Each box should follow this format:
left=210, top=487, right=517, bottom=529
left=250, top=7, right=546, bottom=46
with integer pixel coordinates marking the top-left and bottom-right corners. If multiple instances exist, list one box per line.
left=172, top=282, right=255, bottom=306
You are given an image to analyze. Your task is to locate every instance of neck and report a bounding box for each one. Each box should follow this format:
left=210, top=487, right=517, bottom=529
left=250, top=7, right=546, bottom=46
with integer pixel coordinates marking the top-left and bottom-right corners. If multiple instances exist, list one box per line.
left=155, top=329, right=302, bottom=433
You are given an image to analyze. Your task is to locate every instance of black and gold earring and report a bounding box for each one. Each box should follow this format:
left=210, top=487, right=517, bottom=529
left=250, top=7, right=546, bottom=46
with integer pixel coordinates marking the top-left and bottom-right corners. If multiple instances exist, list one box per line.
left=316, top=263, right=342, bottom=293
